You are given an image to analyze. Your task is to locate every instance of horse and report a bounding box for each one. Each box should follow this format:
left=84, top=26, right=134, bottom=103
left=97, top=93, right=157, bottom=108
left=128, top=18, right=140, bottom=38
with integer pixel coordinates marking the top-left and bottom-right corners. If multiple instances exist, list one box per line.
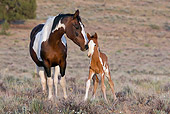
left=29, top=10, right=88, bottom=100
left=84, top=33, right=117, bottom=103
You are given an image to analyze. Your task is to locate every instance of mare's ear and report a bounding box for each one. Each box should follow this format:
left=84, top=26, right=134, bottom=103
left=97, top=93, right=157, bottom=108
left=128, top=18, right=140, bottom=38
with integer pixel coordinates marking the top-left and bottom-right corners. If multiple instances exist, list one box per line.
left=73, top=10, right=79, bottom=19
left=87, top=33, right=91, bottom=40
left=94, top=32, right=98, bottom=39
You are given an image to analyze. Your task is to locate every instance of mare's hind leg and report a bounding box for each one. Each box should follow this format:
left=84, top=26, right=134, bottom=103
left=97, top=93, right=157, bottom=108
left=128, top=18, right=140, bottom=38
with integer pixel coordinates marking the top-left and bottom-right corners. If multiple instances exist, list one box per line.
left=54, top=66, right=59, bottom=98
left=100, top=72, right=108, bottom=103
left=34, top=65, right=39, bottom=77
left=92, top=74, right=99, bottom=100
left=59, top=61, right=67, bottom=99
left=84, top=69, right=95, bottom=101
left=37, top=66, right=47, bottom=93
left=105, top=67, right=117, bottom=100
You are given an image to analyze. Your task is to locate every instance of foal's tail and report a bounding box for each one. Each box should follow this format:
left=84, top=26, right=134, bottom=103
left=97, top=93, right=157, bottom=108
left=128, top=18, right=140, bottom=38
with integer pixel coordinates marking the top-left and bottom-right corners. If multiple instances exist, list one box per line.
left=30, top=24, right=44, bottom=41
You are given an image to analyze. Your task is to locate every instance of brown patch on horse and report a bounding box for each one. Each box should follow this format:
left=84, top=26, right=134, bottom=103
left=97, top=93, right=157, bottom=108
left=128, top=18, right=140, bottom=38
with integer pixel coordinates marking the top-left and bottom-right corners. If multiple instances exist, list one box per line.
left=84, top=33, right=117, bottom=103
left=29, top=10, right=88, bottom=99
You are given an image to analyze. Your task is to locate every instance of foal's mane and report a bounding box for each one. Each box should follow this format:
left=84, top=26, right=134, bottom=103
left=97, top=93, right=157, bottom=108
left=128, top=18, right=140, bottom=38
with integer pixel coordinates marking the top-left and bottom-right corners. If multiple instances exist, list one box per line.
left=51, top=13, right=82, bottom=32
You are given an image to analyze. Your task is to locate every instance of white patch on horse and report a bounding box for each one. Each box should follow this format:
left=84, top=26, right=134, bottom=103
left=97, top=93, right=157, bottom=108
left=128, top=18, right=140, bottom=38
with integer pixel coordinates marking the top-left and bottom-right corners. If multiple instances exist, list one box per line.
left=89, top=57, right=92, bottom=66
left=99, top=57, right=103, bottom=66
left=52, top=19, right=65, bottom=33
left=88, top=40, right=95, bottom=57
left=61, top=34, right=67, bottom=47
left=99, top=57, right=106, bottom=71
left=105, top=67, right=109, bottom=75
left=79, top=22, right=88, bottom=45
left=33, top=16, right=65, bottom=61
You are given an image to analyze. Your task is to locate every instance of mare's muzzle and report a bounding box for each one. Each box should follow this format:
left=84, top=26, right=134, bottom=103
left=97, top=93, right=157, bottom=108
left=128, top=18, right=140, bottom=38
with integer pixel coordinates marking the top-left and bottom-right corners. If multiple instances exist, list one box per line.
left=85, top=44, right=89, bottom=50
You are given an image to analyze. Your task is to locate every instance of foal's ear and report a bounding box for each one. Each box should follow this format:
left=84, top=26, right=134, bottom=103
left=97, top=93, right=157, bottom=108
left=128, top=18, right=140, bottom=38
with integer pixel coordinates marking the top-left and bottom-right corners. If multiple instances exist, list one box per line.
left=94, top=32, right=98, bottom=39
left=87, top=33, right=91, bottom=40
left=73, top=10, right=79, bottom=19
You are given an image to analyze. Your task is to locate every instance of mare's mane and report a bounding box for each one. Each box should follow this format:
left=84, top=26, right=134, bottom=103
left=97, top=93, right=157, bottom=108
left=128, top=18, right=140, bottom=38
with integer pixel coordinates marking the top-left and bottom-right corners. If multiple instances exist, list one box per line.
left=51, top=13, right=82, bottom=33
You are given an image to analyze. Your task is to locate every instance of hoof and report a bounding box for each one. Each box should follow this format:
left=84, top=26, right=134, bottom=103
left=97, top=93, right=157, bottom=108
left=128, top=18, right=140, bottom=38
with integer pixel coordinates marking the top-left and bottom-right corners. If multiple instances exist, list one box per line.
left=112, top=98, right=118, bottom=106
left=91, top=96, right=95, bottom=101
left=64, top=95, right=68, bottom=99
left=48, top=95, right=53, bottom=100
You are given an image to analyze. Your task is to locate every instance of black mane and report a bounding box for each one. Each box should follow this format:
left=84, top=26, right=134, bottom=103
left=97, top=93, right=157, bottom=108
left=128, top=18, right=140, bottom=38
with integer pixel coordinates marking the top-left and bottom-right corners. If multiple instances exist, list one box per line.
left=51, top=13, right=82, bottom=32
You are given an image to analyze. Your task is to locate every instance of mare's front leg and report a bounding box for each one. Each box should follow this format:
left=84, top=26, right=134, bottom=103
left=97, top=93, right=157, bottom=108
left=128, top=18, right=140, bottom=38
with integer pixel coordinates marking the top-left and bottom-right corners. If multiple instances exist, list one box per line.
left=44, top=61, right=53, bottom=100
left=59, top=60, right=67, bottom=99
left=84, top=69, right=95, bottom=101
left=36, top=66, right=47, bottom=93
left=54, top=66, right=59, bottom=98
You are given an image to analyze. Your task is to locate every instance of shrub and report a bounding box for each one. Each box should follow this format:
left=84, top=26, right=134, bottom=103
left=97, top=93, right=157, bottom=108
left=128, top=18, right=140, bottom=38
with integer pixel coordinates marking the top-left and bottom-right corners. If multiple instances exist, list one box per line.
left=0, top=0, right=36, bottom=34
left=149, top=24, right=160, bottom=30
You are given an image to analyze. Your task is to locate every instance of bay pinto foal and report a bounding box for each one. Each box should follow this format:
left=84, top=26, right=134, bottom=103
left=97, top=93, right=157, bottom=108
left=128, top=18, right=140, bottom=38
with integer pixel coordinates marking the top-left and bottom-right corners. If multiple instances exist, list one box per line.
left=84, top=33, right=117, bottom=102
left=30, top=10, right=89, bottom=100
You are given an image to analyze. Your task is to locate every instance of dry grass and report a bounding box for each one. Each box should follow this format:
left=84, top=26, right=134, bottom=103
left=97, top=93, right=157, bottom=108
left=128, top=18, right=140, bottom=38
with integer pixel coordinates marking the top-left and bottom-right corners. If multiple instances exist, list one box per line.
left=0, top=0, right=170, bottom=113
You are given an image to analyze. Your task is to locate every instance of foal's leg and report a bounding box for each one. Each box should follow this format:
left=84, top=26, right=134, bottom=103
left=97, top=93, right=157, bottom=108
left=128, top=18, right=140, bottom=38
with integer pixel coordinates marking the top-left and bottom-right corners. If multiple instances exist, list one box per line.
left=105, top=67, right=117, bottom=100
left=37, top=66, right=47, bottom=93
left=84, top=69, right=94, bottom=101
left=92, top=74, right=99, bottom=100
left=59, top=61, right=67, bottom=99
left=100, top=72, right=108, bottom=103
left=54, top=66, right=59, bottom=98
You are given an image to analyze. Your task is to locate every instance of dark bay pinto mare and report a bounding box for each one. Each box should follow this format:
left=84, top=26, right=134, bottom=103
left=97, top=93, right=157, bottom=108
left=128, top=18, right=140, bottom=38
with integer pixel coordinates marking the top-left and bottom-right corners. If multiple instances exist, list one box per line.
left=29, top=10, right=88, bottom=99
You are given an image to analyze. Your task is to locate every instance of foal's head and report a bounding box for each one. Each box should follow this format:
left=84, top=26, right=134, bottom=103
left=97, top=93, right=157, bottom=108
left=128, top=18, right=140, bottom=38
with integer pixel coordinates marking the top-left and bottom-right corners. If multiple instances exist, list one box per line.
left=65, top=10, right=88, bottom=51
left=87, top=33, right=99, bottom=57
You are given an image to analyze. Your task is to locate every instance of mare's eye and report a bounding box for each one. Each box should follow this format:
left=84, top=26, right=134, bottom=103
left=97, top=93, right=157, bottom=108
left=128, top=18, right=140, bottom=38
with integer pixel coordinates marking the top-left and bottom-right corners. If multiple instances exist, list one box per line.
left=73, top=24, right=79, bottom=29
left=94, top=44, right=96, bottom=46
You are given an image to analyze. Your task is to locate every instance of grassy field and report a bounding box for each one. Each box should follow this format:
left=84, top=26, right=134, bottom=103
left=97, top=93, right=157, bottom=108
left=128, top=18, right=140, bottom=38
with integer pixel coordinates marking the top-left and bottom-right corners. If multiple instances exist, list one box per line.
left=0, top=0, right=170, bottom=113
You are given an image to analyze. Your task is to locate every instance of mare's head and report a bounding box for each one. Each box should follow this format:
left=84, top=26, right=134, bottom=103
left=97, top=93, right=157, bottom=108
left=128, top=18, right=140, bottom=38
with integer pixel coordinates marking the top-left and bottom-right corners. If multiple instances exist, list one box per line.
left=87, top=33, right=99, bottom=57
left=65, top=10, right=88, bottom=51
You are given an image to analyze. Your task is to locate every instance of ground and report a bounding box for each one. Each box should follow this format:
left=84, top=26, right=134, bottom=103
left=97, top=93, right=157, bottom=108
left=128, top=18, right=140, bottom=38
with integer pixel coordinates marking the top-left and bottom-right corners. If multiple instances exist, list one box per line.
left=0, top=0, right=170, bottom=113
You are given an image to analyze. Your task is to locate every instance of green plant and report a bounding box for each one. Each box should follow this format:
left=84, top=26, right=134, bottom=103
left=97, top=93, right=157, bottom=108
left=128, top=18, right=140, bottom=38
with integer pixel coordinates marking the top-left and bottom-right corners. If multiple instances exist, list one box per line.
left=0, top=0, right=36, bottom=21
left=144, top=43, right=150, bottom=47
left=149, top=24, right=160, bottom=30
left=30, top=99, right=43, bottom=113
left=164, top=22, right=170, bottom=31
left=0, top=20, right=9, bottom=35
left=0, top=0, right=36, bottom=34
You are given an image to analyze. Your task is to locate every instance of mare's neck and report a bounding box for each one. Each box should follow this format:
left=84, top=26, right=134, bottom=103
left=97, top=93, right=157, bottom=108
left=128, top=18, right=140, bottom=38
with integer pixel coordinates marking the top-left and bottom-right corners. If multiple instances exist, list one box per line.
left=48, top=28, right=65, bottom=46
left=48, top=16, right=70, bottom=46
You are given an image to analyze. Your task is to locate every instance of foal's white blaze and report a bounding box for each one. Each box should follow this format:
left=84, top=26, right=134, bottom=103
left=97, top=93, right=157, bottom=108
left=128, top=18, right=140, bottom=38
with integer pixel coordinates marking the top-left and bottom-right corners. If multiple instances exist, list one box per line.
left=88, top=40, right=95, bottom=57
left=79, top=22, right=88, bottom=45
